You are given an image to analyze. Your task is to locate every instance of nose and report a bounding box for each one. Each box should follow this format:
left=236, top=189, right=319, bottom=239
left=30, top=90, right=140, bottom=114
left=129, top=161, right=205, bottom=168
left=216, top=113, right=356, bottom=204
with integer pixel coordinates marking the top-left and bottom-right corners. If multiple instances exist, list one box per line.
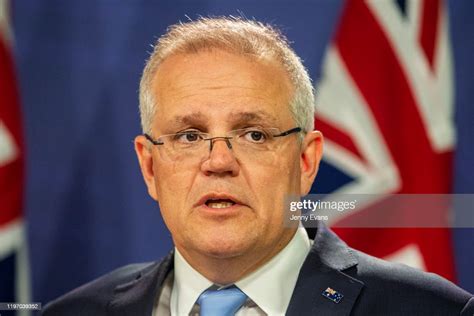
left=208, top=137, right=232, bottom=151
left=200, top=137, right=240, bottom=176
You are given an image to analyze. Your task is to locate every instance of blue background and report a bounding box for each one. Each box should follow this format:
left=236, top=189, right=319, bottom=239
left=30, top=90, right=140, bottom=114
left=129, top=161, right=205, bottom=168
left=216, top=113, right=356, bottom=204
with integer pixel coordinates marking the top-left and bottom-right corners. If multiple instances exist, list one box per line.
left=9, top=0, right=473, bottom=303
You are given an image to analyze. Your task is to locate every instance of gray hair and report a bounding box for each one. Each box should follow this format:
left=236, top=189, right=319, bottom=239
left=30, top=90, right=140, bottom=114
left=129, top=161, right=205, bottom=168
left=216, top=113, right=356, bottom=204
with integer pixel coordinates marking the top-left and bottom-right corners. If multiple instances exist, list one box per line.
left=139, top=16, right=315, bottom=134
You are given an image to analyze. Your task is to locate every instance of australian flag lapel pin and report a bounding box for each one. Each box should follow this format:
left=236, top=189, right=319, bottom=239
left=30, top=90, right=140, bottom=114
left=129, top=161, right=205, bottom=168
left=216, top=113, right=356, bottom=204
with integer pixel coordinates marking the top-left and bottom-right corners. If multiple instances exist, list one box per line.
left=322, top=287, right=344, bottom=303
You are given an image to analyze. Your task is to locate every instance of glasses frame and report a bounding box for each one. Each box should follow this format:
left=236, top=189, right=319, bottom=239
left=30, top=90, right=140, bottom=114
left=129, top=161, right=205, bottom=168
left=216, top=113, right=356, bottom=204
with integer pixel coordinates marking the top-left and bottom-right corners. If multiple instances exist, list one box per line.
left=144, top=127, right=302, bottom=152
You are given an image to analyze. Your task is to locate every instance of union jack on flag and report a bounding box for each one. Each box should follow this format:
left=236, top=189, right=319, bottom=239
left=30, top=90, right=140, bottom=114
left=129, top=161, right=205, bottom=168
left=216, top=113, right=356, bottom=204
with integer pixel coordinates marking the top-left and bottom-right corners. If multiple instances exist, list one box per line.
left=0, top=0, right=31, bottom=312
left=316, top=0, right=456, bottom=280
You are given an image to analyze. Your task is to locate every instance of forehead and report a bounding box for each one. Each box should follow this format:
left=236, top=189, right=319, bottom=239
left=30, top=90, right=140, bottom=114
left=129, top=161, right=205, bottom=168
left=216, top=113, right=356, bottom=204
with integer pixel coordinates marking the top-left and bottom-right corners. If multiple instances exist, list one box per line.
left=151, top=49, right=295, bottom=130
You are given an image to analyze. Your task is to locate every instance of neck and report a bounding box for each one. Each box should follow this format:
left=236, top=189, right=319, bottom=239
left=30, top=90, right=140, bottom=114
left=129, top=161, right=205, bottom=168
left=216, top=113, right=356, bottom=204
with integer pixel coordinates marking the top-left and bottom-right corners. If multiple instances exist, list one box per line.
left=176, top=229, right=297, bottom=285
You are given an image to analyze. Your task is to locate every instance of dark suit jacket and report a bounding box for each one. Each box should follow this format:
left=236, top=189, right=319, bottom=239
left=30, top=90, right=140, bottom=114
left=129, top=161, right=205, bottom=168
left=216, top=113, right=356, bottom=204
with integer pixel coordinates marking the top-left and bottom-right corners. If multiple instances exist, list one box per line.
left=43, top=223, right=474, bottom=315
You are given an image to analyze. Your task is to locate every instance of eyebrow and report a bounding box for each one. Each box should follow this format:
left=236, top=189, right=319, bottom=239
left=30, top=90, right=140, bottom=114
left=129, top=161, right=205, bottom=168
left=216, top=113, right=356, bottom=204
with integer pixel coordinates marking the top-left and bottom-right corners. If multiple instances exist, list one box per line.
left=170, top=110, right=279, bottom=129
left=226, top=111, right=279, bottom=126
left=173, top=112, right=207, bottom=126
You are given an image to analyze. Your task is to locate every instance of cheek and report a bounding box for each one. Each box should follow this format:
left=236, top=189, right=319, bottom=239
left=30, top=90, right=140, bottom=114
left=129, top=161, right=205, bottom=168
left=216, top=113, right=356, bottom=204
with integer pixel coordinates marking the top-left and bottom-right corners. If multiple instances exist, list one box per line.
left=152, top=162, right=197, bottom=223
left=246, top=154, right=301, bottom=217
left=153, top=160, right=194, bottom=196
left=268, top=152, right=301, bottom=189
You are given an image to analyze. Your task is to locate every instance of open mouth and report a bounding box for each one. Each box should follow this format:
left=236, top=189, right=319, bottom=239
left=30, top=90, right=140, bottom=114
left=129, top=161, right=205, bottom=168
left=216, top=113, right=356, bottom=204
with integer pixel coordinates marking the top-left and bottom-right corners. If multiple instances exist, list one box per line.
left=205, top=199, right=236, bottom=209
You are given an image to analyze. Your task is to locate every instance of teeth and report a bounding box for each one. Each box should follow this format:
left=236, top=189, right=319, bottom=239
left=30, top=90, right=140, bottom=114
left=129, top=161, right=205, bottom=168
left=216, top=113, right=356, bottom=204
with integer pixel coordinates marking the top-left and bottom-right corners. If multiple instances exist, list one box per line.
left=207, top=201, right=234, bottom=209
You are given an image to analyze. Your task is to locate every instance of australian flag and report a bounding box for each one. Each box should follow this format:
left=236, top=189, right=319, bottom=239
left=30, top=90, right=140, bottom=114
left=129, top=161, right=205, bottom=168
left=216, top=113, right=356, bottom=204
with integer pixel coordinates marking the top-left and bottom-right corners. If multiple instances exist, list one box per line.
left=0, top=1, right=31, bottom=314
left=317, top=0, right=457, bottom=280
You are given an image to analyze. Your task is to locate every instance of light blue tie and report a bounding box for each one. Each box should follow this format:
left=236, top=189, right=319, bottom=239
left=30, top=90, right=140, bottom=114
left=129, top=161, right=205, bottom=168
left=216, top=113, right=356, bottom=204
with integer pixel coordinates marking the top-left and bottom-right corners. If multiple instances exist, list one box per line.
left=197, top=286, right=247, bottom=316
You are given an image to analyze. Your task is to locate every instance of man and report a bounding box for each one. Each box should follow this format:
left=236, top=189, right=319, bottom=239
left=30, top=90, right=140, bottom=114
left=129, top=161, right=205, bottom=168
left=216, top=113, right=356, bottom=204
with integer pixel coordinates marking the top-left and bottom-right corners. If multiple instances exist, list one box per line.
left=44, top=17, right=473, bottom=315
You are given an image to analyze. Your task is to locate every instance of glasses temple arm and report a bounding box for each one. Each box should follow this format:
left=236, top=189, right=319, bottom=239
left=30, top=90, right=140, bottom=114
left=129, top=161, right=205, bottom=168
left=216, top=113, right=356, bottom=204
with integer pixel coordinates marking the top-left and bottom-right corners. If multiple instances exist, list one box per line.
left=273, top=127, right=302, bottom=137
left=143, top=133, right=163, bottom=145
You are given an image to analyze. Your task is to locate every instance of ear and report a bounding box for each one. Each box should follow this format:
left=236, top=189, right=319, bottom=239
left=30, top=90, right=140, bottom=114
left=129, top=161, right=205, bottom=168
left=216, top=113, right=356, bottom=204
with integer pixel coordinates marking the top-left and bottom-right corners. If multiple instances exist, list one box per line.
left=300, top=131, right=323, bottom=195
left=134, top=135, right=159, bottom=201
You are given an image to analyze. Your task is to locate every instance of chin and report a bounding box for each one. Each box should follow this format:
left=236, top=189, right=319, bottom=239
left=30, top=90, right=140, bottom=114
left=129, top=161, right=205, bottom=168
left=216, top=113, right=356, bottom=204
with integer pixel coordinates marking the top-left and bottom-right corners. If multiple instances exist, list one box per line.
left=195, top=234, right=253, bottom=259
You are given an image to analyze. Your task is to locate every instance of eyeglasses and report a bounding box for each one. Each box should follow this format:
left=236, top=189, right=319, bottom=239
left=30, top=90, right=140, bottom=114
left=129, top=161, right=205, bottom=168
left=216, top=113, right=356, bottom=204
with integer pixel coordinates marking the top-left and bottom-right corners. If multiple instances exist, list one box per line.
left=144, top=127, right=302, bottom=164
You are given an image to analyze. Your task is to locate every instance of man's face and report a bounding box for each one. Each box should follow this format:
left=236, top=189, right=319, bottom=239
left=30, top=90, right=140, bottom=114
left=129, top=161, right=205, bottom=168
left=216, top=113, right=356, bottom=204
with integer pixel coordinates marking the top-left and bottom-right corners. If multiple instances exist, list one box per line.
left=135, top=49, right=322, bottom=265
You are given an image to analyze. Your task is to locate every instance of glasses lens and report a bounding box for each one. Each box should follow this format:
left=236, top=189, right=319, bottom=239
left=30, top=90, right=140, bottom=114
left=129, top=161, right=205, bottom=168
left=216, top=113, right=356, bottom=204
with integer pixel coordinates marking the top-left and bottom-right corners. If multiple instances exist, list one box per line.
left=155, top=128, right=295, bottom=165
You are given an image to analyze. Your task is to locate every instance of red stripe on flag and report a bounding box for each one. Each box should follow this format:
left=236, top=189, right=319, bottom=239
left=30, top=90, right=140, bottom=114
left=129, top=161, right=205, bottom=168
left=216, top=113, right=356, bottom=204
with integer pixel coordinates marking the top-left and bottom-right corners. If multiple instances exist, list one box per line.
left=0, top=35, right=24, bottom=226
left=419, top=0, right=440, bottom=70
left=331, top=0, right=455, bottom=281
left=315, top=117, right=365, bottom=162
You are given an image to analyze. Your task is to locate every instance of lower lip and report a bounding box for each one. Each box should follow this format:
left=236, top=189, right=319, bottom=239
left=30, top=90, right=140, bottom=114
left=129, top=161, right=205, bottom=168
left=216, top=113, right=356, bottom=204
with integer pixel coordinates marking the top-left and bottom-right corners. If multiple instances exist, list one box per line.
left=197, top=203, right=245, bottom=217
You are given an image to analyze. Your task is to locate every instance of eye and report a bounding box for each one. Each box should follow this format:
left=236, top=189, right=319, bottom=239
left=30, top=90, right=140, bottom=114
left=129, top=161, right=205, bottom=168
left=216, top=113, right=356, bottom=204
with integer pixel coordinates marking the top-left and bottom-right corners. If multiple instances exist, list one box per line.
left=175, top=131, right=202, bottom=144
left=242, top=129, right=268, bottom=144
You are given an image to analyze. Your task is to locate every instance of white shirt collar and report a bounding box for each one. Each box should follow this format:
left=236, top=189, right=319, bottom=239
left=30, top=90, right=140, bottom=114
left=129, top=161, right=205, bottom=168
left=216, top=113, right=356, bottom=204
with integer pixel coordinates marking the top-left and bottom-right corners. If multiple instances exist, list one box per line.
left=171, top=248, right=213, bottom=316
left=170, top=227, right=311, bottom=315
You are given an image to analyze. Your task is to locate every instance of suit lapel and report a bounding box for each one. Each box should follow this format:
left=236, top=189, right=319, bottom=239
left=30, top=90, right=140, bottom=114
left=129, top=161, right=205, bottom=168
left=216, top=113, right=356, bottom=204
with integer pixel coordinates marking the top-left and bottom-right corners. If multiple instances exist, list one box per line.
left=108, top=250, right=174, bottom=316
left=286, top=223, right=364, bottom=316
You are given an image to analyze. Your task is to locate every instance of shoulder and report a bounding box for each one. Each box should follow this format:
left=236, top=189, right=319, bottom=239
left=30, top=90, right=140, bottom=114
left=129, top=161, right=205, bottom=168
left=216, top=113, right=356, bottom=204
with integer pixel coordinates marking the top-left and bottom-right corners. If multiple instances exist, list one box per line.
left=348, top=249, right=474, bottom=315
left=41, top=261, right=159, bottom=316
left=302, top=224, right=473, bottom=314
